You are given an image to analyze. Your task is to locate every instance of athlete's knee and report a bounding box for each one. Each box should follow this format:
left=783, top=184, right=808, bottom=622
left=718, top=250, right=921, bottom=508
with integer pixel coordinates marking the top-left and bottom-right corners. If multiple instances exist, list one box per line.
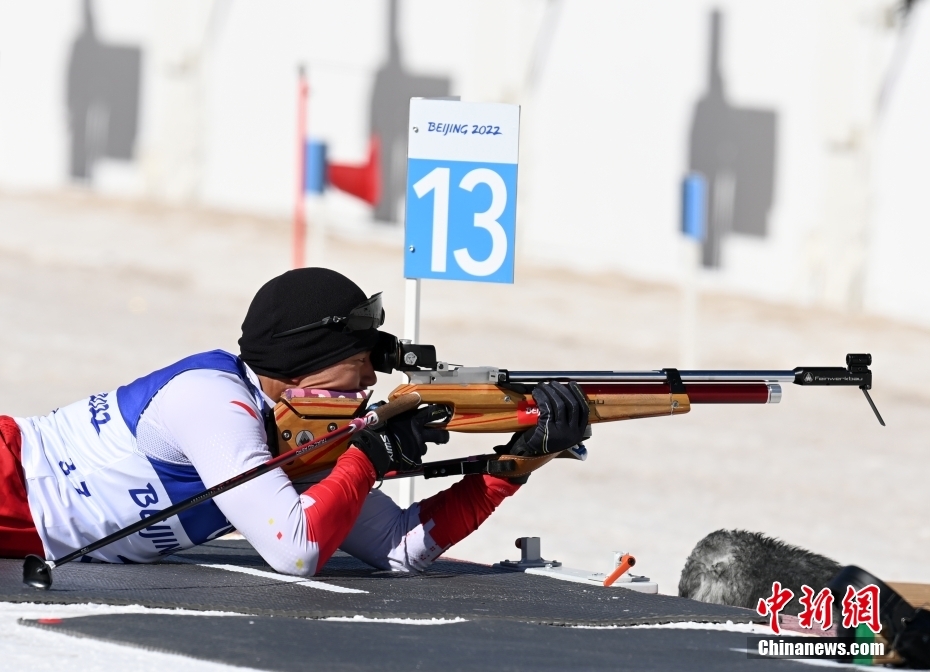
left=266, top=545, right=320, bottom=578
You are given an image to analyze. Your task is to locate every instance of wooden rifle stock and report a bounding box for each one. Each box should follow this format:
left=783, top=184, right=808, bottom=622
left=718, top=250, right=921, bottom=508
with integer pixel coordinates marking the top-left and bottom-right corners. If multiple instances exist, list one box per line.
left=387, top=383, right=693, bottom=432
left=272, top=381, right=770, bottom=481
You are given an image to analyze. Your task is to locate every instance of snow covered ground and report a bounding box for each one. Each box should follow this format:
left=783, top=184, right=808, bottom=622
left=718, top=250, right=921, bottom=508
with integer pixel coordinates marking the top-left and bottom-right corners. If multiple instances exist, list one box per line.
left=1, top=190, right=928, bottom=665
left=0, top=603, right=260, bottom=672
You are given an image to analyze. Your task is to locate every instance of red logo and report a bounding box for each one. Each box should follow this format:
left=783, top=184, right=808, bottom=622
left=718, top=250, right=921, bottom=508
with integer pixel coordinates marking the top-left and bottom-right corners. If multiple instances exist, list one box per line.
left=757, top=581, right=794, bottom=634
left=798, top=586, right=834, bottom=630
left=841, top=584, right=881, bottom=634
left=757, top=582, right=881, bottom=634
left=516, top=401, right=539, bottom=425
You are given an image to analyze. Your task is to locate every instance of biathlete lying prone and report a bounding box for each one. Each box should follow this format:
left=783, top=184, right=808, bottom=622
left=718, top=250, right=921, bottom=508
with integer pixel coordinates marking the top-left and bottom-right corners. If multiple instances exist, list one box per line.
left=0, top=268, right=588, bottom=576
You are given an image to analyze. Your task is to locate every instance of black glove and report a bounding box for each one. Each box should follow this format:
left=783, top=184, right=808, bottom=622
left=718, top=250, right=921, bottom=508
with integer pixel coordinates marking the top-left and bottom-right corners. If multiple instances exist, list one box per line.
left=350, top=429, right=394, bottom=478
left=504, top=381, right=589, bottom=457
left=350, top=404, right=450, bottom=478
left=382, top=404, right=450, bottom=469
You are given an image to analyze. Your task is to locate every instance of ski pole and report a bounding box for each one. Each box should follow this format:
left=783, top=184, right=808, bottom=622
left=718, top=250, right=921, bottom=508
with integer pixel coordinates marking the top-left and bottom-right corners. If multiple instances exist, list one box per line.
left=22, top=393, right=422, bottom=590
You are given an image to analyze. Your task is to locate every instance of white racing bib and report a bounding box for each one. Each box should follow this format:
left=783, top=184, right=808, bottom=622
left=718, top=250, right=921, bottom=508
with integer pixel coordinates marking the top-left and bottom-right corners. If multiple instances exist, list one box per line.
left=17, top=351, right=251, bottom=563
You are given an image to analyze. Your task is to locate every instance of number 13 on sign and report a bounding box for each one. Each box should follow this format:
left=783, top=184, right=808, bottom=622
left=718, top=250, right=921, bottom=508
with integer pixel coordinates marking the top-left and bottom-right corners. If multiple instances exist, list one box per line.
left=404, top=100, right=520, bottom=284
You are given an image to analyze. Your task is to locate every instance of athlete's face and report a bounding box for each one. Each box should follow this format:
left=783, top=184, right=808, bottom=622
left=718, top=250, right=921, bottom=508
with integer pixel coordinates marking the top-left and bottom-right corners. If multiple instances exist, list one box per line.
left=292, top=351, right=378, bottom=392
left=257, top=351, right=378, bottom=401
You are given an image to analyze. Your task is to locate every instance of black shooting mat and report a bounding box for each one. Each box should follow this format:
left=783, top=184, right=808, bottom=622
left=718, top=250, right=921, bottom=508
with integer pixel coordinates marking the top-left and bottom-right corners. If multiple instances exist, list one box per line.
left=20, top=614, right=814, bottom=672
left=0, top=539, right=759, bottom=626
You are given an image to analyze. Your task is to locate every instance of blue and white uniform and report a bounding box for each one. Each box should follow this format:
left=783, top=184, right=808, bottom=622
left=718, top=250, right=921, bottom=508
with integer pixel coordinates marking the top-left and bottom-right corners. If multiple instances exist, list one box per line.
left=14, top=351, right=519, bottom=576
left=16, top=351, right=342, bottom=573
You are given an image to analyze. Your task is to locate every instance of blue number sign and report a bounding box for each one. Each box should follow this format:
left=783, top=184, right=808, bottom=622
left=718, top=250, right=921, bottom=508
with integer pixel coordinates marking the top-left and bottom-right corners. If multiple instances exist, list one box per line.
left=404, top=100, right=520, bottom=284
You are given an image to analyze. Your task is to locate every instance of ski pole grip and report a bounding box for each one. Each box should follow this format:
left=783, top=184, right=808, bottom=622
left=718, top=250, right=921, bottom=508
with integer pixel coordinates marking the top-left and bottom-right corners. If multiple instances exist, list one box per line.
left=370, top=393, right=422, bottom=426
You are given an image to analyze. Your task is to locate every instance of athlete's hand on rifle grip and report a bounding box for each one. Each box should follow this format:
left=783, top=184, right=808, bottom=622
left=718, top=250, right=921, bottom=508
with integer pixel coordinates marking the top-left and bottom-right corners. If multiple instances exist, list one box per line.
left=383, top=404, right=450, bottom=464
left=350, top=404, right=449, bottom=478
left=505, top=381, right=589, bottom=457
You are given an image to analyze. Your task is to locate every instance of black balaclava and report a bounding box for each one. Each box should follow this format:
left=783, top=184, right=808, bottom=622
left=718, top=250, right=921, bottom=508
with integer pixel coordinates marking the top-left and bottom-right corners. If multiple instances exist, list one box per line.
left=239, top=268, right=380, bottom=379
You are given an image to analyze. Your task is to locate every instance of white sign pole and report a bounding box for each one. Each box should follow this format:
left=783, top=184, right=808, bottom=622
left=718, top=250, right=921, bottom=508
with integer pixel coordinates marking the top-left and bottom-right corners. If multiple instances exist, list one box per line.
left=403, top=278, right=421, bottom=344
left=679, top=239, right=699, bottom=369
left=398, top=277, right=421, bottom=509
left=679, top=173, right=707, bottom=369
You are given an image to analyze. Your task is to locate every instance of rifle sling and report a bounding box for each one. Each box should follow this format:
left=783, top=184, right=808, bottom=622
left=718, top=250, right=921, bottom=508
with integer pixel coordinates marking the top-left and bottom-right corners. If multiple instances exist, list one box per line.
left=421, top=452, right=560, bottom=480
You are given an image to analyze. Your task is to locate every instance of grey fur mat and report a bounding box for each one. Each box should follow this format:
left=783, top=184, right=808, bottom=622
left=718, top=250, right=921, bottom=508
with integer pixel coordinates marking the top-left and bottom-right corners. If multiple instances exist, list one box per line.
left=678, top=530, right=841, bottom=616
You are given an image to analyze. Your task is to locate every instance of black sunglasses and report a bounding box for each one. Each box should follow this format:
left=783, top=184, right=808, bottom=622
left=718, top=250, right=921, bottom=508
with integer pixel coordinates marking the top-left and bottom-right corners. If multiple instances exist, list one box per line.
left=272, top=293, right=385, bottom=339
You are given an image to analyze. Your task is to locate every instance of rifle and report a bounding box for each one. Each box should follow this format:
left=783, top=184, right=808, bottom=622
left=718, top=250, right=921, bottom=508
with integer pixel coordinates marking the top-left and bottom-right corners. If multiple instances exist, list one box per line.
left=272, top=338, right=883, bottom=482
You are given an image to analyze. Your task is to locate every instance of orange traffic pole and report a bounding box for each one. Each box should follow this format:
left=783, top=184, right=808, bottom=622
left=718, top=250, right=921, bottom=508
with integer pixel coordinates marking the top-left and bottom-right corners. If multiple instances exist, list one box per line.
left=292, top=66, right=308, bottom=269
left=603, top=554, right=636, bottom=587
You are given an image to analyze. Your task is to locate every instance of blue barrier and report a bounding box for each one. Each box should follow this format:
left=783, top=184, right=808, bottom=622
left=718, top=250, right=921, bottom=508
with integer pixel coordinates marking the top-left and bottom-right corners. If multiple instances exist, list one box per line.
left=305, top=139, right=327, bottom=194
left=682, top=172, right=707, bottom=242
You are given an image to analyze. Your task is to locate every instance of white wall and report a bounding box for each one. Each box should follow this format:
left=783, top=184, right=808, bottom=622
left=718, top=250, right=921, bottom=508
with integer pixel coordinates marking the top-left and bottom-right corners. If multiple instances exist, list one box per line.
left=0, top=0, right=925, bottom=327
left=0, top=0, right=79, bottom=189
left=524, top=0, right=900, bottom=310
left=865, top=0, right=930, bottom=327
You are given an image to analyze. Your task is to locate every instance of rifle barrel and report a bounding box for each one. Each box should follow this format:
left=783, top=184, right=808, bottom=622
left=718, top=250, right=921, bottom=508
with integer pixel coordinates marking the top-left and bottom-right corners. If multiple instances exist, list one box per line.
left=505, top=370, right=797, bottom=383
